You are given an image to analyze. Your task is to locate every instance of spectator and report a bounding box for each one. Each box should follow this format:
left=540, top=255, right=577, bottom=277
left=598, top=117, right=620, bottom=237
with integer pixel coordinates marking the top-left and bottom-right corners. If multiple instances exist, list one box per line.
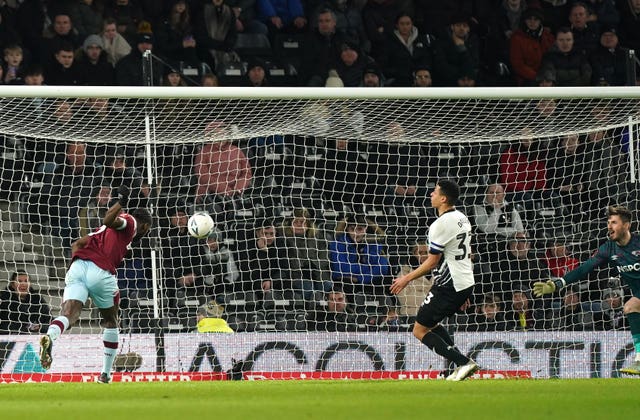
left=194, top=121, right=252, bottom=203
left=395, top=241, right=433, bottom=317
left=302, top=8, right=345, bottom=86
left=45, top=41, right=82, bottom=86
left=41, top=11, right=82, bottom=63
left=194, top=0, right=239, bottom=74
left=281, top=208, right=332, bottom=300
left=115, top=32, right=162, bottom=86
left=101, top=148, right=145, bottom=206
left=473, top=182, right=526, bottom=260
left=162, top=67, right=188, bottom=86
left=361, top=63, right=383, bottom=87
left=69, top=0, right=104, bottom=40
left=155, top=0, right=202, bottom=69
left=589, top=27, right=629, bottom=86
left=308, top=288, right=358, bottom=332
left=101, top=17, right=132, bottom=67
left=544, top=240, right=580, bottom=278
left=331, top=39, right=374, bottom=87
left=0, top=270, right=52, bottom=334
left=547, top=133, right=588, bottom=219
left=77, top=34, right=116, bottom=86
left=3, top=44, right=25, bottom=84
left=499, top=134, right=548, bottom=209
left=484, top=0, right=528, bottom=79
left=329, top=213, right=390, bottom=298
left=226, top=0, right=268, bottom=35
left=198, top=230, right=239, bottom=301
left=462, top=293, right=508, bottom=332
left=538, top=27, right=592, bottom=86
left=432, top=13, right=481, bottom=87
left=233, top=218, right=293, bottom=298
left=361, top=0, right=399, bottom=64
left=43, top=142, right=102, bottom=249
left=309, top=0, right=368, bottom=53
left=201, top=72, right=219, bottom=86
left=78, top=184, right=112, bottom=237
left=617, top=0, right=640, bottom=54
left=321, top=137, right=367, bottom=211
left=194, top=304, right=234, bottom=333
left=22, top=63, right=45, bottom=86
left=552, top=285, right=595, bottom=331
left=245, top=58, right=268, bottom=86
left=381, top=12, right=433, bottom=87
left=536, top=68, right=557, bottom=86
left=104, top=0, right=144, bottom=43
left=257, top=0, right=307, bottom=38
left=569, top=2, right=600, bottom=56
left=595, top=288, right=627, bottom=330
left=505, top=289, right=549, bottom=331
left=488, top=232, right=551, bottom=299
left=412, top=63, right=433, bottom=87
left=509, top=7, right=555, bottom=86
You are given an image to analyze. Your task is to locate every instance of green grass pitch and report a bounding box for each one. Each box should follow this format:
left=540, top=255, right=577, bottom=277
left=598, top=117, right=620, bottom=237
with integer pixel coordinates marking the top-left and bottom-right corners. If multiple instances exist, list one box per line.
left=3, top=379, right=639, bottom=420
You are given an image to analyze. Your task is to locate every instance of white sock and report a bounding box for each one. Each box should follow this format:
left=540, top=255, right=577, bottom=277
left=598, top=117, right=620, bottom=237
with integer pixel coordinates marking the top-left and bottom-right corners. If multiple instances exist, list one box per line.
left=46, top=316, right=70, bottom=341
left=102, top=328, right=119, bottom=376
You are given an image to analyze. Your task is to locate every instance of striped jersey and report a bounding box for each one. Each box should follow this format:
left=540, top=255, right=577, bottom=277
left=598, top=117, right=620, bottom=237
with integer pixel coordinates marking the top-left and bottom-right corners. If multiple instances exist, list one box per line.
left=428, top=208, right=475, bottom=291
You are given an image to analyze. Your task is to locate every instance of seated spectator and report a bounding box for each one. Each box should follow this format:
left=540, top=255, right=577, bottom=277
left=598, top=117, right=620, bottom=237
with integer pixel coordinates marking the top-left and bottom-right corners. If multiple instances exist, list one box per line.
left=194, top=121, right=252, bottom=205
left=538, top=27, right=592, bottom=86
left=42, top=141, right=102, bottom=248
left=301, top=8, right=346, bottom=86
left=569, top=2, right=600, bottom=56
left=395, top=241, right=433, bottom=317
left=115, top=33, right=162, bottom=86
left=101, top=148, right=145, bottom=207
left=509, top=7, right=555, bottom=86
left=498, top=134, right=548, bottom=209
left=257, top=0, right=307, bottom=38
left=104, top=0, right=144, bottom=43
left=505, top=289, right=549, bottom=331
left=78, top=184, right=112, bottom=237
left=594, top=288, right=627, bottom=330
left=332, top=40, right=375, bottom=87
left=589, top=27, right=629, bottom=86
left=0, top=270, right=52, bottom=334
left=412, top=64, right=433, bottom=87
left=227, top=0, right=268, bottom=35
left=44, top=41, right=82, bottom=86
left=543, top=240, right=580, bottom=278
left=201, top=72, right=219, bottom=86
left=77, top=34, right=116, bottom=86
left=3, top=44, right=26, bottom=85
left=546, top=133, right=588, bottom=220
left=551, top=285, right=595, bottom=331
left=307, top=288, right=357, bottom=332
left=155, top=0, right=201, bottom=69
left=41, top=11, right=82, bottom=63
left=197, top=229, right=239, bottom=301
left=432, top=13, right=481, bottom=87
left=361, top=63, right=383, bottom=87
left=309, top=0, right=368, bottom=52
left=101, top=17, right=132, bottom=67
left=329, top=214, right=390, bottom=298
left=194, top=0, right=239, bottom=73
left=462, top=293, right=508, bottom=332
left=281, top=208, right=332, bottom=300
left=381, top=13, right=433, bottom=87
left=245, top=58, right=268, bottom=86
left=161, top=67, right=188, bottom=86
left=234, top=218, right=294, bottom=299
left=473, top=182, right=526, bottom=259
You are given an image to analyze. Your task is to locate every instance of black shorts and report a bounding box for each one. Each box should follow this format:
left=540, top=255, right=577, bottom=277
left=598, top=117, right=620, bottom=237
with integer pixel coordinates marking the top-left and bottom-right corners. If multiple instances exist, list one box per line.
left=415, top=285, right=473, bottom=328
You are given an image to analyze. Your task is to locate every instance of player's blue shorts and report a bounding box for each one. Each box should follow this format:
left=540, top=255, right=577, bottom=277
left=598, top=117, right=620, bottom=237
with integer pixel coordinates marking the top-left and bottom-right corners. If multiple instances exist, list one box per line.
left=63, top=259, right=119, bottom=309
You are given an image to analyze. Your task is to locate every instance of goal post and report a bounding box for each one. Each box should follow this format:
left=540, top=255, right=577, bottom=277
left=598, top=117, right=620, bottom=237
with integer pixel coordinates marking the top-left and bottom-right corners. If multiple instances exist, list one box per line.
left=0, top=85, right=639, bottom=381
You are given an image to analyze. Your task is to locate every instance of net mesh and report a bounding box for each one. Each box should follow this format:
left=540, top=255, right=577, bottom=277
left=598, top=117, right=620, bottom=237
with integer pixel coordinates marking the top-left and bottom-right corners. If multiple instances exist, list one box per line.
left=0, top=88, right=639, bottom=380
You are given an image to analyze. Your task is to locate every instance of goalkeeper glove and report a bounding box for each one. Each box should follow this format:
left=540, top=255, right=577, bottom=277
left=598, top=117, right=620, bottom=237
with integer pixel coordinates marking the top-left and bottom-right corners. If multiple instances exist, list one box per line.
left=116, top=185, right=130, bottom=207
left=532, top=278, right=566, bottom=297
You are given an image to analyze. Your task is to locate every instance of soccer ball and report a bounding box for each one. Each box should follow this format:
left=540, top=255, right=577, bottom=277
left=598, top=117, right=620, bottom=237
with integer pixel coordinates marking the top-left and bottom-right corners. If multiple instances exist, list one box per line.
left=187, top=212, right=215, bottom=239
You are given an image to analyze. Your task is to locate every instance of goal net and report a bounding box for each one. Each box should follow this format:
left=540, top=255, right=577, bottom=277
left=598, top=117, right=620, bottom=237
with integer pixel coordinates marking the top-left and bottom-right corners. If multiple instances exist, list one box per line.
left=0, top=86, right=638, bottom=381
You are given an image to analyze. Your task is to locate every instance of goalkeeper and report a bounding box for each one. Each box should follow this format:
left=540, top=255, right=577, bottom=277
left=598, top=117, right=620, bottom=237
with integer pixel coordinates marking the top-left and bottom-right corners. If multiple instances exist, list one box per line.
left=533, top=205, right=640, bottom=375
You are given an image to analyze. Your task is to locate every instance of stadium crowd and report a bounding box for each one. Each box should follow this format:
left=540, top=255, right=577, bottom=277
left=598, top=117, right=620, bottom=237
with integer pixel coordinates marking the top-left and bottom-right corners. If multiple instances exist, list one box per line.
left=0, top=0, right=636, bottom=88
left=0, top=0, right=639, bottom=335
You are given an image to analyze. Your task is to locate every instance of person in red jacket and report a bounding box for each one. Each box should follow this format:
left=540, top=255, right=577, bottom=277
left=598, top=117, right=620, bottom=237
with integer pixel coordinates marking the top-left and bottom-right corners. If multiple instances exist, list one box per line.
left=510, top=7, right=555, bottom=86
left=499, top=135, right=547, bottom=203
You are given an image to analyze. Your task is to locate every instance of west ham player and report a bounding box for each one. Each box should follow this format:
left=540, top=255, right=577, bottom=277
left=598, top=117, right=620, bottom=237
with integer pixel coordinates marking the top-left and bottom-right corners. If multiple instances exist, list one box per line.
left=39, top=186, right=152, bottom=383
left=390, top=179, right=479, bottom=381
left=534, top=205, right=640, bottom=375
